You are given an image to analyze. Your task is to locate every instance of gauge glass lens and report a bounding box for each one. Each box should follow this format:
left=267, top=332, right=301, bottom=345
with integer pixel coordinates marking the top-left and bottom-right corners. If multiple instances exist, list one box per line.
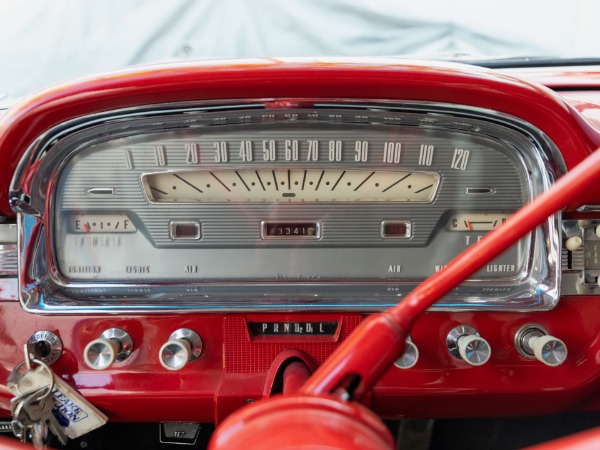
left=53, top=109, right=535, bottom=299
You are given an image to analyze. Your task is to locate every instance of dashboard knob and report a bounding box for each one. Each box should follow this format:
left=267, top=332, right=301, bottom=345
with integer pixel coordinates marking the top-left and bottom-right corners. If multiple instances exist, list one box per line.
left=457, top=335, right=491, bottom=366
left=83, top=328, right=133, bottom=370
left=84, top=338, right=120, bottom=370
left=394, top=338, right=419, bottom=369
left=446, top=325, right=491, bottom=366
left=159, top=328, right=202, bottom=371
left=565, top=236, right=583, bottom=251
left=515, top=324, right=567, bottom=366
left=160, top=339, right=192, bottom=371
left=531, top=335, right=567, bottom=367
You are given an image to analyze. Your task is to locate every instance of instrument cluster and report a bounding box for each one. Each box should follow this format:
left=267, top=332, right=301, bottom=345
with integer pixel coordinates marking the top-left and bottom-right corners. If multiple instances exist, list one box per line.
left=14, top=102, right=561, bottom=312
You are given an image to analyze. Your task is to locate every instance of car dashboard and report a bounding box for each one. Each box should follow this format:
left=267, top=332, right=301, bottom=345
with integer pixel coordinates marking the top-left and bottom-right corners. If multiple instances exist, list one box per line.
left=2, top=58, right=600, bottom=448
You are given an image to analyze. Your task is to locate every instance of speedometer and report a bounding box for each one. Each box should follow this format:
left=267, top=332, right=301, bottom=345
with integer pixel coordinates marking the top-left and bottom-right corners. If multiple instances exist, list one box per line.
left=15, top=102, right=561, bottom=312
left=142, top=169, right=440, bottom=203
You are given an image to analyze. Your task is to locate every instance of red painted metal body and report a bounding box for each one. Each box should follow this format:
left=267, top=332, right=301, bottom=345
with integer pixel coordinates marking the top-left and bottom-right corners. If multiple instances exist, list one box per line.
left=2, top=297, right=600, bottom=421
left=1, top=59, right=600, bottom=441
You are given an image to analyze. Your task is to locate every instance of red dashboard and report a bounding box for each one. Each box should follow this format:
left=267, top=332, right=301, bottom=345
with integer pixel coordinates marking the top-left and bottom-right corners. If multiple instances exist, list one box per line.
left=2, top=59, right=600, bottom=448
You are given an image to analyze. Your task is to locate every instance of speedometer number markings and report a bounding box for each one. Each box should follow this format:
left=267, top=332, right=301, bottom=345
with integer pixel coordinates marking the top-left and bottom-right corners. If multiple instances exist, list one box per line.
left=263, top=140, right=276, bottom=161
left=383, top=142, right=402, bottom=164
left=450, top=148, right=470, bottom=170
left=307, top=140, right=319, bottom=161
left=214, top=141, right=228, bottom=162
left=239, top=140, right=253, bottom=161
left=328, top=140, right=342, bottom=161
left=185, top=143, right=199, bottom=164
left=354, top=141, right=368, bottom=162
left=418, top=144, right=434, bottom=166
left=284, top=140, right=299, bottom=161
left=154, top=145, right=167, bottom=166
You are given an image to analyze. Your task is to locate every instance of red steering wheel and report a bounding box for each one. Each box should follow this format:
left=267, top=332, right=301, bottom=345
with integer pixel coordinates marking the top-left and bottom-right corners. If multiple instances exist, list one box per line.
left=209, top=146, right=600, bottom=449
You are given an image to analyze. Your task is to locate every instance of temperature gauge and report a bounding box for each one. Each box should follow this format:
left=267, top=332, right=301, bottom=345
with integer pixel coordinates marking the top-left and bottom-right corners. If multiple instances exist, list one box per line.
left=449, top=213, right=510, bottom=232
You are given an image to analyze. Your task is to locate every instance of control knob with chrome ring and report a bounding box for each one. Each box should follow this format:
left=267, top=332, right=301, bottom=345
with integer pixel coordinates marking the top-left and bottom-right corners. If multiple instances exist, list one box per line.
left=159, top=328, right=203, bottom=371
left=394, top=337, right=419, bottom=369
left=515, top=324, right=567, bottom=366
left=84, top=328, right=133, bottom=370
left=447, top=325, right=491, bottom=366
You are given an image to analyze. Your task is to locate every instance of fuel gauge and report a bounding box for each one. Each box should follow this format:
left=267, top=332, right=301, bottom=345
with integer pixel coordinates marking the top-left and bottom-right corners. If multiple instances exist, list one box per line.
left=70, top=214, right=137, bottom=233
left=449, top=213, right=510, bottom=232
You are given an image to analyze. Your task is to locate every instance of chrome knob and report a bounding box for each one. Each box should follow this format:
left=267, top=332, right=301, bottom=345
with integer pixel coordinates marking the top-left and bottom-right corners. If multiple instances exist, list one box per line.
left=83, top=328, right=132, bottom=370
left=394, top=338, right=419, bottom=369
left=457, top=335, right=491, bottom=366
left=159, top=329, right=202, bottom=371
left=515, top=324, right=567, bottom=366
left=84, top=338, right=119, bottom=370
left=532, top=335, right=567, bottom=367
left=447, top=325, right=491, bottom=366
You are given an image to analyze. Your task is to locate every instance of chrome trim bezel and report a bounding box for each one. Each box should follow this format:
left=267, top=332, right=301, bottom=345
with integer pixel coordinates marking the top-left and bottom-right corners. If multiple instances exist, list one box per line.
left=11, top=99, right=564, bottom=313
left=169, top=328, right=203, bottom=361
left=514, top=323, right=549, bottom=359
left=446, top=324, right=479, bottom=359
left=100, top=328, right=133, bottom=362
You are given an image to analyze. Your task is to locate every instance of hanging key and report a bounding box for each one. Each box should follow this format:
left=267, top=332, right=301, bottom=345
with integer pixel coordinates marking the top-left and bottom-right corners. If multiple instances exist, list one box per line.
left=22, top=391, right=69, bottom=446
left=10, top=389, right=47, bottom=444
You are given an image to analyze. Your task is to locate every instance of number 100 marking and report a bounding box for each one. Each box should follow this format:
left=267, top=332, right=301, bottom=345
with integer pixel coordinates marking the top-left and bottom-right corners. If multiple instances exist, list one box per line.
left=383, top=142, right=402, bottom=163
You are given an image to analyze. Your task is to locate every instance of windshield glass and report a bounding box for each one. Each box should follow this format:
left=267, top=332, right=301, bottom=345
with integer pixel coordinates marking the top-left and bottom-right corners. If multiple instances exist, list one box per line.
left=1, top=0, right=599, bottom=100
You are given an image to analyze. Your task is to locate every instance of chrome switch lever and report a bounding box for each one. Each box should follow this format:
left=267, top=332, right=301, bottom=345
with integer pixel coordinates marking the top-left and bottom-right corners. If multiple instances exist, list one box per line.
left=159, top=328, right=203, bottom=371
left=83, top=328, right=133, bottom=370
left=447, top=325, right=491, bottom=366
left=515, top=324, right=567, bottom=366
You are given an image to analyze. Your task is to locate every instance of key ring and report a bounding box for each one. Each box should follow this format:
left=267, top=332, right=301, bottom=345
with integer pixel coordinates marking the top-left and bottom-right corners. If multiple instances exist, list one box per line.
left=8, top=358, right=55, bottom=404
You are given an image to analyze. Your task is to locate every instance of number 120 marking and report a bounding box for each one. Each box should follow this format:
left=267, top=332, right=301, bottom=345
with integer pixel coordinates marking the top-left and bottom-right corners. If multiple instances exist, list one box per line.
left=451, top=148, right=470, bottom=171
